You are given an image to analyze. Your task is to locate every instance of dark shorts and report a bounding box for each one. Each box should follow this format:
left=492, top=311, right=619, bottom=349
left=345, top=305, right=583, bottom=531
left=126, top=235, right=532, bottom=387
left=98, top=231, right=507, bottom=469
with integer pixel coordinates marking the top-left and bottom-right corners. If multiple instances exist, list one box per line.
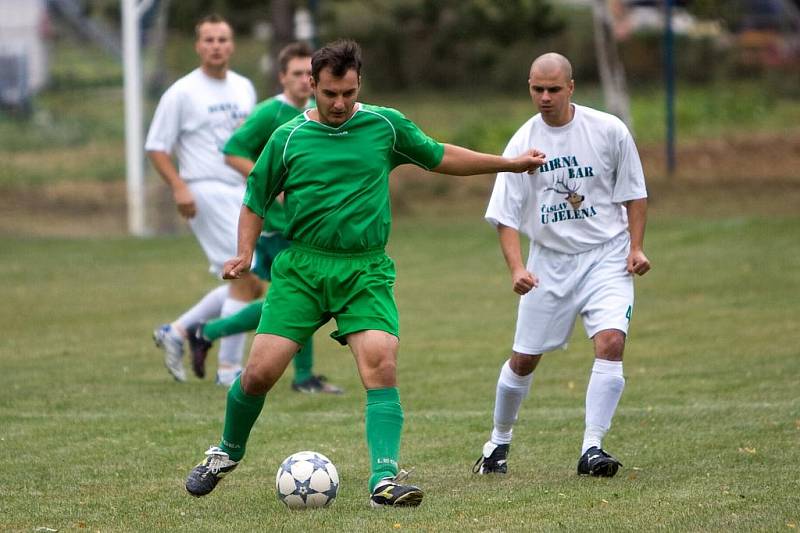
left=256, top=243, right=399, bottom=345
left=252, top=232, right=290, bottom=281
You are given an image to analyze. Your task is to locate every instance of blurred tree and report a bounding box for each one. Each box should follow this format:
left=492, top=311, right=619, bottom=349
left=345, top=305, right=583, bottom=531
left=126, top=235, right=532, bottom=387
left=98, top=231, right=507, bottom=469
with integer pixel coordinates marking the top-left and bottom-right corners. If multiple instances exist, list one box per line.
left=318, top=0, right=565, bottom=91
left=166, top=0, right=268, bottom=36
left=269, top=0, right=295, bottom=93
left=593, top=0, right=631, bottom=128
left=146, top=0, right=172, bottom=98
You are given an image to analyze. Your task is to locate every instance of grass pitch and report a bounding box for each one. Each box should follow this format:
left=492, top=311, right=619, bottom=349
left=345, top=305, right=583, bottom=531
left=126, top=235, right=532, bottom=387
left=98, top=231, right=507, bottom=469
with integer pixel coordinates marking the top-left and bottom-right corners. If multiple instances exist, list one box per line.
left=1, top=208, right=799, bottom=531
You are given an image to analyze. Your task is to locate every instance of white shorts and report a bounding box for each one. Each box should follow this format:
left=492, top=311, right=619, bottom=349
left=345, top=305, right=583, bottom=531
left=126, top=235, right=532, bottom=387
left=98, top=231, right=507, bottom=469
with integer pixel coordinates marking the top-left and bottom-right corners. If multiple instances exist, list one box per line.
left=512, top=231, right=634, bottom=355
left=186, top=180, right=245, bottom=277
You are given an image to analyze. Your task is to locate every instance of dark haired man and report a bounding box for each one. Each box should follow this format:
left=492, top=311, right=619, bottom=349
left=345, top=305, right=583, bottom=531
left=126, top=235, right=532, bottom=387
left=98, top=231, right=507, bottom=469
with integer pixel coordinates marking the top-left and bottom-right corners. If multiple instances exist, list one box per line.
left=186, top=42, right=343, bottom=394
left=185, top=39, right=547, bottom=508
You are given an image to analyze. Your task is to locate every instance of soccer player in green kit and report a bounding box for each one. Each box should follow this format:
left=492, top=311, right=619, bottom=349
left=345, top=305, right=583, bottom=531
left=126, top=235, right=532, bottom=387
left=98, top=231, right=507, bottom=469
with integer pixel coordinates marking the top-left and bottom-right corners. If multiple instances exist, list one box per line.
left=187, top=42, right=342, bottom=394
left=185, top=39, right=546, bottom=507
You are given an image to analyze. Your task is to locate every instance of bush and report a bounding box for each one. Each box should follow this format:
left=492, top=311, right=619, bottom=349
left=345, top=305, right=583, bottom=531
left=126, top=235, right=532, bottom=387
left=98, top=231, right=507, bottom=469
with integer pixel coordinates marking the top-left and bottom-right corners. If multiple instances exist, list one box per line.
left=318, top=0, right=565, bottom=91
left=620, top=31, right=734, bottom=86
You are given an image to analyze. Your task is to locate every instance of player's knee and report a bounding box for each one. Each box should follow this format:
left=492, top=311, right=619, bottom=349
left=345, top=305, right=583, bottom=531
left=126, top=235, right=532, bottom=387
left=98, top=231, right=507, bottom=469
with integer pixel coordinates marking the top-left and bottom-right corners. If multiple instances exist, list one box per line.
left=240, top=368, right=276, bottom=395
left=371, top=355, right=397, bottom=379
left=594, top=329, right=626, bottom=360
left=241, top=352, right=282, bottom=394
left=251, top=278, right=266, bottom=299
left=510, top=352, right=540, bottom=375
left=228, top=274, right=263, bottom=300
left=360, top=354, right=397, bottom=388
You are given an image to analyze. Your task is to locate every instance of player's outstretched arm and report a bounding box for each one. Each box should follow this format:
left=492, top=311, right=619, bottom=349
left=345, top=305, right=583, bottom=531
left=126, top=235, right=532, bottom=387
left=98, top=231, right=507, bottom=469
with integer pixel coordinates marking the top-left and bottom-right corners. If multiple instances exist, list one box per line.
left=624, top=198, right=651, bottom=276
left=433, top=144, right=546, bottom=176
left=223, top=205, right=263, bottom=280
left=497, top=224, right=538, bottom=295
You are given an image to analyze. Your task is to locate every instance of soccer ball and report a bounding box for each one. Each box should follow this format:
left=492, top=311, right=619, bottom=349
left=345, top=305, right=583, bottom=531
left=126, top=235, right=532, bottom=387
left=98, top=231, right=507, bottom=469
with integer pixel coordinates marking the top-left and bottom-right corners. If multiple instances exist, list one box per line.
left=275, top=451, right=339, bottom=509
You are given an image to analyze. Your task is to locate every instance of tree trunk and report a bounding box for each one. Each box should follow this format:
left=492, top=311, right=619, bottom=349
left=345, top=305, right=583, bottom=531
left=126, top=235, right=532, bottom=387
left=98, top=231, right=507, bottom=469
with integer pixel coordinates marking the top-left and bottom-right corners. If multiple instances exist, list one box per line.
left=269, top=0, right=295, bottom=93
left=146, top=0, right=171, bottom=98
left=592, top=0, right=632, bottom=131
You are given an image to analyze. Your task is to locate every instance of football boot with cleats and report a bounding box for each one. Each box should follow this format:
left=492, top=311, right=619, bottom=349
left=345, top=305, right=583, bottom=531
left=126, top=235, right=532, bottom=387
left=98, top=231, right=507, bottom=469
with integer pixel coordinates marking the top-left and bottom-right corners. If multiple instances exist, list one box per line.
left=370, top=469, right=423, bottom=508
left=185, top=446, right=239, bottom=496
left=472, top=441, right=510, bottom=474
left=153, top=324, right=186, bottom=382
left=577, top=446, right=622, bottom=477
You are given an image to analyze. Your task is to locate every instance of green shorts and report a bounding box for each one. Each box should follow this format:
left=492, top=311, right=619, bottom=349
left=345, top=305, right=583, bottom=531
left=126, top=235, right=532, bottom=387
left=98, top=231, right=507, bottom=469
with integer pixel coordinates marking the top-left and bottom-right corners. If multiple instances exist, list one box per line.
left=256, top=243, right=399, bottom=345
left=252, top=232, right=290, bottom=281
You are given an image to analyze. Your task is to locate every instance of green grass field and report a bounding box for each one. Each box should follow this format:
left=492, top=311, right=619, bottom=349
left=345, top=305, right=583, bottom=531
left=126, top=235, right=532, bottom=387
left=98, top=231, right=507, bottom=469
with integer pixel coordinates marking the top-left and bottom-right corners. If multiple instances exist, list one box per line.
left=2, top=208, right=799, bottom=531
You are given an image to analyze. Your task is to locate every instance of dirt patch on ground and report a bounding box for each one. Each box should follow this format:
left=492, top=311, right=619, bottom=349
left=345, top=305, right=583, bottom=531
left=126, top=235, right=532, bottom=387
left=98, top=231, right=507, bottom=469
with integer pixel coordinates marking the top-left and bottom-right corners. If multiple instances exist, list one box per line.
left=639, top=131, right=800, bottom=182
left=2, top=133, right=798, bottom=238
left=1, top=181, right=129, bottom=237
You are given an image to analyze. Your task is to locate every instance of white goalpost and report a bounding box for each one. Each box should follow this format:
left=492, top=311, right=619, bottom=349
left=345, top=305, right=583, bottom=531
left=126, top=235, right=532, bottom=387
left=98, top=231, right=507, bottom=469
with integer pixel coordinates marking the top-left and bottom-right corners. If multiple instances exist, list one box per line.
left=121, top=0, right=154, bottom=236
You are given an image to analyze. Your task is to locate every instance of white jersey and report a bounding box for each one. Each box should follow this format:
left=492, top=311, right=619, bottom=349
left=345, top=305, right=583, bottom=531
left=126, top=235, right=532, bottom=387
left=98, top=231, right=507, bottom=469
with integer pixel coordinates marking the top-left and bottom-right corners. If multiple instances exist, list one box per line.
left=486, top=104, right=647, bottom=254
left=145, top=68, right=256, bottom=186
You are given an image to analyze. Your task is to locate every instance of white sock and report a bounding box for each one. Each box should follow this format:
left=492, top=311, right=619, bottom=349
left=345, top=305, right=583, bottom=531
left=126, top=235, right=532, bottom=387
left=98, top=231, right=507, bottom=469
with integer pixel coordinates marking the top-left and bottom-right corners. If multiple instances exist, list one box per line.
left=490, top=360, right=534, bottom=445
left=217, top=298, right=249, bottom=368
left=175, top=284, right=229, bottom=333
left=582, top=359, right=625, bottom=454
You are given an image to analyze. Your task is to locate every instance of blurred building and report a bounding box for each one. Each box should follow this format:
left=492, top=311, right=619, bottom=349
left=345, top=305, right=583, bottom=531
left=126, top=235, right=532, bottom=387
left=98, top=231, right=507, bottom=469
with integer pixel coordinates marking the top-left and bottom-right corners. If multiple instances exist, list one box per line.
left=610, top=0, right=722, bottom=39
left=734, top=0, right=800, bottom=67
left=609, top=0, right=800, bottom=67
left=0, top=0, right=49, bottom=111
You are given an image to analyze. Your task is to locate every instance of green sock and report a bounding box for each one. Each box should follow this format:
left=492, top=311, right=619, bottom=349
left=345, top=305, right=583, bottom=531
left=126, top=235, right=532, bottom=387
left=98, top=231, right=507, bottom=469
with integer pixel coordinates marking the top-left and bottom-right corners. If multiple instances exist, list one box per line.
left=365, top=387, right=403, bottom=491
left=219, top=376, right=266, bottom=462
left=204, top=299, right=264, bottom=341
left=292, top=338, right=314, bottom=384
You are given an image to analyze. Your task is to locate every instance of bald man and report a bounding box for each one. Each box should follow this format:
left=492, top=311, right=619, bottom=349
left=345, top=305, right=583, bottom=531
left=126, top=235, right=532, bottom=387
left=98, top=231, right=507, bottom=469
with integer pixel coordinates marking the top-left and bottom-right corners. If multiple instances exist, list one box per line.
left=473, top=53, right=650, bottom=477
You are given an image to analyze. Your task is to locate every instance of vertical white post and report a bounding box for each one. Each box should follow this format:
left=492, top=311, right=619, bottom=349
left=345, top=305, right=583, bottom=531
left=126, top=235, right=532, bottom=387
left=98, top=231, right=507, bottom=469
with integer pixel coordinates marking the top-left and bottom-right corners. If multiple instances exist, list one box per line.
left=122, top=0, right=146, bottom=236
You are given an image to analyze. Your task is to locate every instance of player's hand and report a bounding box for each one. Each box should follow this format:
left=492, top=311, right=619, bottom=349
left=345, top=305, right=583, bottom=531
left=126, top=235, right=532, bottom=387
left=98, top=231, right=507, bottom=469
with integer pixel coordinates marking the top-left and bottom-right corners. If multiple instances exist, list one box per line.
left=511, top=267, right=539, bottom=295
left=223, top=254, right=252, bottom=280
left=173, top=183, right=196, bottom=219
left=510, top=149, right=547, bottom=174
left=627, top=249, right=651, bottom=276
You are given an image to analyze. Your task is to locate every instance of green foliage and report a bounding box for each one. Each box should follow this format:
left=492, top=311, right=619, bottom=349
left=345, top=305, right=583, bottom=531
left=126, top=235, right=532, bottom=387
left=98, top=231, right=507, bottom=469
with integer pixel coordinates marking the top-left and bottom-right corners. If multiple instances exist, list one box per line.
left=619, top=31, right=735, bottom=86
left=2, top=210, right=799, bottom=530
left=319, top=0, right=564, bottom=91
left=163, top=0, right=271, bottom=36
left=47, top=39, right=123, bottom=89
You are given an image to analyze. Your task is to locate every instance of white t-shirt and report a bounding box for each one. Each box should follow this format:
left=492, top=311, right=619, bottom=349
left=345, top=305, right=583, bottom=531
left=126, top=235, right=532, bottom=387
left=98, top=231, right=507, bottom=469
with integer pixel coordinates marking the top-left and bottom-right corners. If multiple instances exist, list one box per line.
left=486, top=104, right=647, bottom=254
left=145, top=68, right=256, bottom=186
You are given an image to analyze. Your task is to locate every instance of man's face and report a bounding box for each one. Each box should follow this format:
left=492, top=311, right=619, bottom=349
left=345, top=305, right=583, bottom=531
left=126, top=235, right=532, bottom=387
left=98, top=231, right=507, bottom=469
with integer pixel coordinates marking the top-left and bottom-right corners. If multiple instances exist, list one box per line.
left=311, top=67, right=360, bottom=127
left=195, top=22, right=234, bottom=71
left=280, top=56, right=313, bottom=104
left=529, top=65, right=574, bottom=126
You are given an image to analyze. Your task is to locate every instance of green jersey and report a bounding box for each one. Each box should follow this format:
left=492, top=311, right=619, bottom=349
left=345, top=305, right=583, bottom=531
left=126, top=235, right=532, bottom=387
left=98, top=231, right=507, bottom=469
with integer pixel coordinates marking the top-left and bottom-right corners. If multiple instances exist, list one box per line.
left=224, top=95, right=309, bottom=232
left=244, top=103, right=444, bottom=252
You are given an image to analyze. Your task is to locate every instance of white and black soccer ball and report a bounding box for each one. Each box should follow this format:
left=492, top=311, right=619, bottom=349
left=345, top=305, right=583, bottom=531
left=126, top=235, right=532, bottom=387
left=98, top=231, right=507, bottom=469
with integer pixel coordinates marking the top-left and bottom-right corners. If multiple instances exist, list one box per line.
left=275, top=451, right=339, bottom=509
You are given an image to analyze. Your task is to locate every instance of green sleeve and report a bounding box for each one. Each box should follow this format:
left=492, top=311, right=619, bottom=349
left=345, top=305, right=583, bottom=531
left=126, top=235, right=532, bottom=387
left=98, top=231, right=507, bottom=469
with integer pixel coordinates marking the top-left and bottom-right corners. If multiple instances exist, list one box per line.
left=243, top=129, right=288, bottom=218
left=224, top=100, right=280, bottom=160
left=383, top=108, right=445, bottom=170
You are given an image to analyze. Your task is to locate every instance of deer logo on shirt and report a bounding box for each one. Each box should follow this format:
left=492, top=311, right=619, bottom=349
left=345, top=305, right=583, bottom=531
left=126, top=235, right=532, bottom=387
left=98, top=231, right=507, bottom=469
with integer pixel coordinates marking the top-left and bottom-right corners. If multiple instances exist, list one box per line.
left=545, top=177, right=584, bottom=209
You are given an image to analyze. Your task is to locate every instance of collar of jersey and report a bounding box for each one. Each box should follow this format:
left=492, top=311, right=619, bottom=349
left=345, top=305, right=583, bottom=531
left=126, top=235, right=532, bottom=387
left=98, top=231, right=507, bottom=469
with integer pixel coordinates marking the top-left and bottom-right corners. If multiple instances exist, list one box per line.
left=303, top=103, right=361, bottom=131
left=539, top=103, right=579, bottom=132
